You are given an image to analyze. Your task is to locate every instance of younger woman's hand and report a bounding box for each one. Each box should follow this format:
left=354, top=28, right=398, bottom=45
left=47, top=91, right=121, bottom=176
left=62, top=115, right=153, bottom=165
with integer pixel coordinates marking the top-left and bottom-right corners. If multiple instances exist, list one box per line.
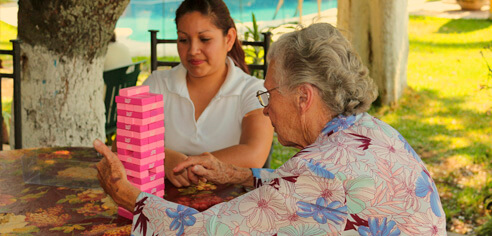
left=165, top=153, right=192, bottom=187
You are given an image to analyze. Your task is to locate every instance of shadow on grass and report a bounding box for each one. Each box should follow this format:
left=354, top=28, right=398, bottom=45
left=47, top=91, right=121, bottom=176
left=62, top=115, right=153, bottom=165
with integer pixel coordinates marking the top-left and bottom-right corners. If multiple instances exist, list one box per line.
left=410, top=39, right=492, bottom=50
left=438, top=18, right=492, bottom=34
left=374, top=87, right=491, bottom=162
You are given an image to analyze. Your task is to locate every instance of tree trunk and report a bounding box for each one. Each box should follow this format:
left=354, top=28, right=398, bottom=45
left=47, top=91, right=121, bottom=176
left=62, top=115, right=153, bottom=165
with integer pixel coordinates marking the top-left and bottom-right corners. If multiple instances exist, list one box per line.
left=17, top=0, right=129, bottom=148
left=337, top=0, right=409, bottom=105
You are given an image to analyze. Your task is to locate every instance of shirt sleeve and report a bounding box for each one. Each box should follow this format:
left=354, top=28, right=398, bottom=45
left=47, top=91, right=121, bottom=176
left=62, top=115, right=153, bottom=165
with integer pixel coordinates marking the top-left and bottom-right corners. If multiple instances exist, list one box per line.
left=239, top=76, right=265, bottom=118
left=251, top=168, right=277, bottom=188
left=130, top=159, right=348, bottom=236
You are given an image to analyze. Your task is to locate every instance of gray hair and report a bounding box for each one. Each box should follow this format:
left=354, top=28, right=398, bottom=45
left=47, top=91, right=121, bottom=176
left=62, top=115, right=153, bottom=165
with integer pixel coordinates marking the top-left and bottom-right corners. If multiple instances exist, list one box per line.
left=267, top=23, right=378, bottom=116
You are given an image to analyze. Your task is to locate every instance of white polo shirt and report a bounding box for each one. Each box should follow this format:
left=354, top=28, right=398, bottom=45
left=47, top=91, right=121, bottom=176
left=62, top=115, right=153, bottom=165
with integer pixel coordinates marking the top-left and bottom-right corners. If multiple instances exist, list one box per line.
left=143, top=57, right=265, bottom=155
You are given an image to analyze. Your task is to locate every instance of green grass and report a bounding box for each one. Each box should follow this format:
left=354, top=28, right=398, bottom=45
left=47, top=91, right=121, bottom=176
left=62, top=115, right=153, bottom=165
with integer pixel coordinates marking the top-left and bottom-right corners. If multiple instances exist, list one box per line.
left=0, top=20, right=17, bottom=70
left=273, top=16, right=492, bottom=234
left=392, top=16, right=492, bottom=234
left=0, top=20, right=17, bottom=114
left=0, top=20, right=16, bottom=47
left=0, top=0, right=14, bottom=4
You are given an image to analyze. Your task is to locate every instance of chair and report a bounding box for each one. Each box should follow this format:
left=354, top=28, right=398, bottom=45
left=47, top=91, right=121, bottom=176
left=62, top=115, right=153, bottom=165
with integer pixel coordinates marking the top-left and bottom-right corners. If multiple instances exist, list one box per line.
left=148, top=31, right=273, bottom=168
left=103, top=61, right=145, bottom=144
left=0, top=39, right=22, bottom=150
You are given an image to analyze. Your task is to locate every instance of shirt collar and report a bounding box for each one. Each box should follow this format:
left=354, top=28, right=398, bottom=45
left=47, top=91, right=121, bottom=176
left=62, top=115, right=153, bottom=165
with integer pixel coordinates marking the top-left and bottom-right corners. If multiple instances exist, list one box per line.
left=216, top=57, right=245, bottom=97
left=321, top=113, right=363, bottom=137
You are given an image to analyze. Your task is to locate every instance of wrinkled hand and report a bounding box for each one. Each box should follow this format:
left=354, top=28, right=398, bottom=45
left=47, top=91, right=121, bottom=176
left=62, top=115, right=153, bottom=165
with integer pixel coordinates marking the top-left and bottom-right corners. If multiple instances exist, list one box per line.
left=94, top=139, right=140, bottom=212
left=174, top=152, right=237, bottom=185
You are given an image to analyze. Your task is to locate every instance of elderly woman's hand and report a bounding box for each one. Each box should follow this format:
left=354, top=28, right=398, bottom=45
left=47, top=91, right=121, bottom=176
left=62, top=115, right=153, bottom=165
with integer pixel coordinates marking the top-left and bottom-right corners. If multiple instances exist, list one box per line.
left=174, top=152, right=254, bottom=187
left=94, top=139, right=141, bottom=212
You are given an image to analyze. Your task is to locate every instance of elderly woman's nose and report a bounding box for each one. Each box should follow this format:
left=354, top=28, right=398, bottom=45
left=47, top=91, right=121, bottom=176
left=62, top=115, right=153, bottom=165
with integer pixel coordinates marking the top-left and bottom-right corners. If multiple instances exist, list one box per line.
left=262, top=106, right=270, bottom=116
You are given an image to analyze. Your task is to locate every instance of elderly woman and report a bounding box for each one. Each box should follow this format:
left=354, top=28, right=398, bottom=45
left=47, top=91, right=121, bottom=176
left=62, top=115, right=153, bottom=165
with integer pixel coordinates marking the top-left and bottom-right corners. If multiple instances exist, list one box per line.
left=95, top=23, right=446, bottom=235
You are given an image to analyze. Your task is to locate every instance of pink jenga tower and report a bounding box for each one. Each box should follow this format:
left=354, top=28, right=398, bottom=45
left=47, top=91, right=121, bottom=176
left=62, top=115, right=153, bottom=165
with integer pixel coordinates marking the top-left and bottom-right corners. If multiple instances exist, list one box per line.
left=114, top=85, right=165, bottom=220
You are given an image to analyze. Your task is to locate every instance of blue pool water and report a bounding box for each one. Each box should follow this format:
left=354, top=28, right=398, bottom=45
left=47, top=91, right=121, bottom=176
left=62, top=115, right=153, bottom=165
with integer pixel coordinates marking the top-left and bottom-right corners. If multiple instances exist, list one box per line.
left=116, top=0, right=337, bottom=42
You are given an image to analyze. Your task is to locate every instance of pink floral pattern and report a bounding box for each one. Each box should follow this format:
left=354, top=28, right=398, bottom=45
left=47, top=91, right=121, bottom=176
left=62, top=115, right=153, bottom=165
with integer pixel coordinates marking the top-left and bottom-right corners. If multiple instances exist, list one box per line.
left=131, top=113, right=446, bottom=235
left=238, top=185, right=287, bottom=232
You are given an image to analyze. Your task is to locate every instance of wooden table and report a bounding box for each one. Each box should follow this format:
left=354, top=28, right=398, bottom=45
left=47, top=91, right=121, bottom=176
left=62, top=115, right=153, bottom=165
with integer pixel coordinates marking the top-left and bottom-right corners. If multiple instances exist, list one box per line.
left=0, top=147, right=246, bottom=235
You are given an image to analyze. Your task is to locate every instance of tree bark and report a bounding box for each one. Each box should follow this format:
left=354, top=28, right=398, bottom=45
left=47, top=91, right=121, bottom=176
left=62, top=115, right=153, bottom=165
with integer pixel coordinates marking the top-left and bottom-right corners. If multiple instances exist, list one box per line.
left=17, top=0, right=129, bottom=147
left=337, top=0, right=409, bottom=105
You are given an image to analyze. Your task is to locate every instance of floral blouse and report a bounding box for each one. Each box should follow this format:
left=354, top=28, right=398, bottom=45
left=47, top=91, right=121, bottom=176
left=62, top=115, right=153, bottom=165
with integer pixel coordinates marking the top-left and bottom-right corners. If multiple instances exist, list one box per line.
left=131, top=113, right=446, bottom=236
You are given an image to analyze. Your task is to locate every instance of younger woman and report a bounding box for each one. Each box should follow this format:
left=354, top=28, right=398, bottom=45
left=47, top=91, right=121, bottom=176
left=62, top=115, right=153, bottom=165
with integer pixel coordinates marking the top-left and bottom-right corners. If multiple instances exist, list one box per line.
left=141, top=0, right=273, bottom=187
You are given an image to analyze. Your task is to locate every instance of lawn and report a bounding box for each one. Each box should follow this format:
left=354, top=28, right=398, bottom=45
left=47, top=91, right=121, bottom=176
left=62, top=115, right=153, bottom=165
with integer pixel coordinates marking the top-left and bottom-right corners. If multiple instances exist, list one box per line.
left=0, top=20, right=16, bottom=70
left=2, top=14, right=492, bottom=235
left=0, top=20, right=17, bottom=122
left=380, top=16, right=492, bottom=235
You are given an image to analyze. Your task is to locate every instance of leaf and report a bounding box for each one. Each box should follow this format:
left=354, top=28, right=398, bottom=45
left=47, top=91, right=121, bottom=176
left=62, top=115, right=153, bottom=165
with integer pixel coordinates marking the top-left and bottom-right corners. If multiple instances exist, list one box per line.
left=56, top=194, right=77, bottom=204
left=346, top=195, right=366, bottom=213
left=20, top=190, right=48, bottom=200
left=252, top=13, right=259, bottom=41
left=12, top=225, right=39, bottom=233
left=206, top=216, right=234, bottom=236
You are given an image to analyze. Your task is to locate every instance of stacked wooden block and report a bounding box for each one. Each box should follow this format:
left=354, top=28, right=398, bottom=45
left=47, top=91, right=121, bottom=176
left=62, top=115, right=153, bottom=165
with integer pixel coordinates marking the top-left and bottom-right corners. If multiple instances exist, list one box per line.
left=114, top=85, right=165, bottom=219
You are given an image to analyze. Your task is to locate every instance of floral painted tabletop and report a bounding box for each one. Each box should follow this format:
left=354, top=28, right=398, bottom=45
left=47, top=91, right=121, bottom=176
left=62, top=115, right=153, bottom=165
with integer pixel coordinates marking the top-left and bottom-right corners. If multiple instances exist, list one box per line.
left=0, top=147, right=246, bottom=235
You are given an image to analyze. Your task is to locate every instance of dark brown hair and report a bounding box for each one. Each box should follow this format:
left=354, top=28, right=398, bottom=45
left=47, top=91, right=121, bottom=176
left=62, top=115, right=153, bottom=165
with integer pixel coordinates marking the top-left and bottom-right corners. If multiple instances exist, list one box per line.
left=175, top=0, right=249, bottom=74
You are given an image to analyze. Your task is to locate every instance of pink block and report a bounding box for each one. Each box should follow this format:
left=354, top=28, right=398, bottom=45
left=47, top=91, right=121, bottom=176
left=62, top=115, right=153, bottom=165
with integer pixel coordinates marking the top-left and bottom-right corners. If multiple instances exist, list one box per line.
left=126, top=168, right=149, bottom=178
left=128, top=171, right=165, bottom=185
left=151, top=93, right=163, bottom=102
left=117, top=127, right=165, bottom=139
left=118, top=207, right=133, bottom=220
left=116, top=115, right=133, bottom=124
left=154, top=190, right=165, bottom=198
left=131, top=178, right=164, bottom=191
left=118, top=146, right=164, bottom=159
left=118, top=153, right=157, bottom=165
left=116, top=103, right=133, bottom=110
left=115, top=93, right=160, bottom=105
left=117, top=114, right=164, bottom=126
left=148, top=121, right=164, bottom=130
left=117, top=139, right=164, bottom=152
left=119, top=85, right=149, bottom=97
left=123, top=159, right=163, bottom=172
left=116, top=120, right=164, bottom=132
left=130, top=101, right=164, bottom=112
left=151, top=164, right=165, bottom=173
left=144, top=183, right=165, bottom=194
left=116, top=107, right=164, bottom=119
left=117, top=148, right=132, bottom=155
left=116, top=133, right=164, bottom=146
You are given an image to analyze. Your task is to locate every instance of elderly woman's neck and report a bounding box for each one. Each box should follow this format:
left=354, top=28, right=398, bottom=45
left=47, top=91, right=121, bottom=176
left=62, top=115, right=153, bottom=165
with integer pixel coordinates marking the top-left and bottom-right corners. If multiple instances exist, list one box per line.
left=300, top=106, right=334, bottom=148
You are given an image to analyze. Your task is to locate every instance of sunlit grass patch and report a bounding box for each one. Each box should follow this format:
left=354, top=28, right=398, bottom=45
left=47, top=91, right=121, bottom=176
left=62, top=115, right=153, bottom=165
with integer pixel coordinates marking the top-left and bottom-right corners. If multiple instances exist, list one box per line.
left=0, top=20, right=17, bottom=71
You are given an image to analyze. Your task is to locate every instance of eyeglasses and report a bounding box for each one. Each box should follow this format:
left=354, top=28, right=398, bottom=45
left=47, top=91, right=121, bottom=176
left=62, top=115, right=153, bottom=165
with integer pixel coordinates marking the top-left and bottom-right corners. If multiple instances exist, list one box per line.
left=256, top=87, right=279, bottom=107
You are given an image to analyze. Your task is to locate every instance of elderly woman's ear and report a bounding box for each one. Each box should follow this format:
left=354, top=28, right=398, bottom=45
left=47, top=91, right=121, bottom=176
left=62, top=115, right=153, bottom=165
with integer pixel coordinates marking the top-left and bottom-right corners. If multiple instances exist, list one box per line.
left=297, top=83, right=318, bottom=113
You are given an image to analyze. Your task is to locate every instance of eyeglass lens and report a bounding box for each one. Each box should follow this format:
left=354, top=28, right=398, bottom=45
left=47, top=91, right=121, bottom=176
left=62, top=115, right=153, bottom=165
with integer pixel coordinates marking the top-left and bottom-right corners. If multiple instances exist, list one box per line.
left=259, top=92, right=269, bottom=107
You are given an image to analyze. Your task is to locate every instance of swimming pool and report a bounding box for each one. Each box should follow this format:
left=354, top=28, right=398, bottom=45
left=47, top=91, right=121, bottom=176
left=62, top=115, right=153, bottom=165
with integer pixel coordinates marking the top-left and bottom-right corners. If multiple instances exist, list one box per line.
left=116, top=0, right=337, bottom=42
